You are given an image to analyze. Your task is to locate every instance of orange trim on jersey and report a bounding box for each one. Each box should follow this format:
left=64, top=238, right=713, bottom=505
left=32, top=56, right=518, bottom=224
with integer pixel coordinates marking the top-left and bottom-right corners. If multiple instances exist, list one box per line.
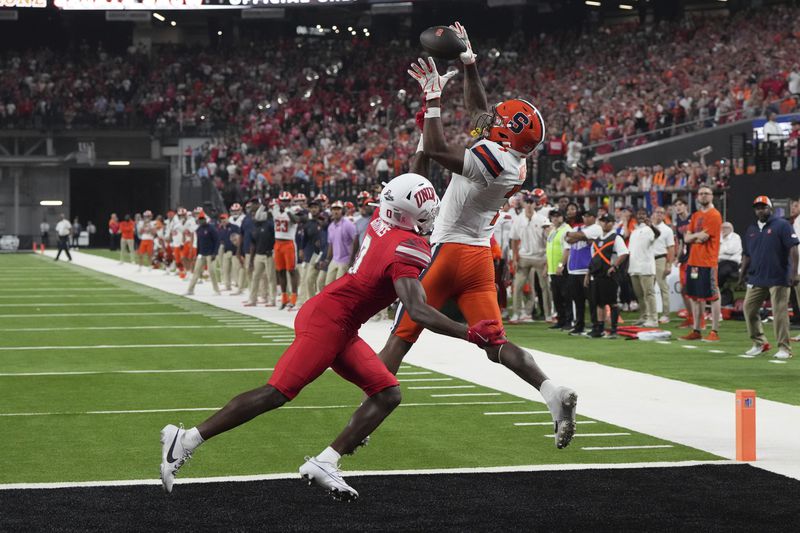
left=471, top=144, right=503, bottom=178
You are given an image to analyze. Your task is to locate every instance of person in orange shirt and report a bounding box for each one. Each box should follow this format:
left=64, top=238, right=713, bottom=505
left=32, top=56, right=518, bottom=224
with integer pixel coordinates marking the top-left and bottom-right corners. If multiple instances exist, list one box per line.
left=119, top=214, right=136, bottom=264
left=680, top=185, right=723, bottom=342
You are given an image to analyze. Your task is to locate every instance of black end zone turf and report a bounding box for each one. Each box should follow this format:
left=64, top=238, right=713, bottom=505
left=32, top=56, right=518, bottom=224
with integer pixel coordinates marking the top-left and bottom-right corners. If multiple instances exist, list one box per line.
left=3, top=465, right=799, bottom=531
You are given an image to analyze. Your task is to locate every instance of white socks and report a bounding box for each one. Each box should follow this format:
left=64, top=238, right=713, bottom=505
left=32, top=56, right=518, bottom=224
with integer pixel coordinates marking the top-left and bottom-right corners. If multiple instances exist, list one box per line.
left=317, top=446, right=342, bottom=465
left=181, top=427, right=204, bottom=452
left=539, top=379, right=560, bottom=417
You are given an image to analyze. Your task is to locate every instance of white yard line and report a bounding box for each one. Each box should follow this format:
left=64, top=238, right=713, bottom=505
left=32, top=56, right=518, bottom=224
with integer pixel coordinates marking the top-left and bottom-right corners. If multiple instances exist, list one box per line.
left=542, top=433, right=631, bottom=438
left=0, top=460, right=735, bottom=491
left=0, top=312, right=190, bottom=318
left=0, top=325, right=235, bottom=333
left=0, top=342, right=289, bottom=351
left=396, top=371, right=432, bottom=375
left=0, top=400, right=528, bottom=418
left=0, top=288, right=124, bottom=292
left=582, top=445, right=674, bottom=451
left=484, top=411, right=550, bottom=415
left=0, top=302, right=153, bottom=307
left=430, top=393, right=500, bottom=398
left=398, top=378, right=453, bottom=382
left=49, top=250, right=800, bottom=481
left=0, top=368, right=274, bottom=377
left=407, top=385, right=476, bottom=390
left=515, top=421, right=596, bottom=426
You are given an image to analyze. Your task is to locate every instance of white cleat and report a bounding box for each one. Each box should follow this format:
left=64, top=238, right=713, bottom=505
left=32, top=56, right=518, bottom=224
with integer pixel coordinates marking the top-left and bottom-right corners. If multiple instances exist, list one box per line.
left=773, top=349, right=793, bottom=360
left=299, top=456, right=359, bottom=501
left=552, top=387, right=578, bottom=450
left=160, top=424, right=192, bottom=494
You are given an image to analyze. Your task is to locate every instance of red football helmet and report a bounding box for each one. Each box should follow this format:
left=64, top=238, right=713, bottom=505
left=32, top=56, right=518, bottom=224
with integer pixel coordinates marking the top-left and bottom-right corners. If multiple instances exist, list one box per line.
left=357, top=190, right=371, bottom=202
left=316, top=193, right=329, bottom=206
left=278, top=191, right=292, bottom=202
left=479, top=99, right=545, bottom=157
left=294, top=193, right=307, bottom=204
left=345, top=201, right=355, bottom=212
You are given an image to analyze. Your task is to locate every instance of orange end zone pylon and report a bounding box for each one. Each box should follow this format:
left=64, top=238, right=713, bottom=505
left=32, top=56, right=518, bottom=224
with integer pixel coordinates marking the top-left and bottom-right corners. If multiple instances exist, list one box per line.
left=735, top=389, right=756, bottom=461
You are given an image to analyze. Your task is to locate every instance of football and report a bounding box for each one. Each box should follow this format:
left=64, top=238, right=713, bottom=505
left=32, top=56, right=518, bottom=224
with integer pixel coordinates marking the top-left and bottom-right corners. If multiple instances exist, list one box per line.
left=419, top=25, right=467, bottom=60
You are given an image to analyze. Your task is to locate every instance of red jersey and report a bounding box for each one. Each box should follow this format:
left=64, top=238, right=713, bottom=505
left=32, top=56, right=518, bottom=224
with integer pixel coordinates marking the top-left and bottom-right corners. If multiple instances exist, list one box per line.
left=316, top=217, right=431, bottom=333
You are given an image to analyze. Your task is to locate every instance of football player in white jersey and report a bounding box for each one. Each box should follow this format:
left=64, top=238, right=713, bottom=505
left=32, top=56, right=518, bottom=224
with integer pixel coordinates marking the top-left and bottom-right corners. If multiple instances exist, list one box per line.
left=272, top=191, right=301, bottom=309
left=392, top=22, right=578, bottom=448
left=137, top=210, right=155, bottom=272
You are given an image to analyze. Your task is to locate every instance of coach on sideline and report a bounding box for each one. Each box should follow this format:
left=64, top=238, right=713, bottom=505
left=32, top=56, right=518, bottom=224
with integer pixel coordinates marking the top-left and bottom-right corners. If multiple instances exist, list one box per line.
left=739, top=196, right=800, bottom=359
left=185, top=210, right=221, bottom=296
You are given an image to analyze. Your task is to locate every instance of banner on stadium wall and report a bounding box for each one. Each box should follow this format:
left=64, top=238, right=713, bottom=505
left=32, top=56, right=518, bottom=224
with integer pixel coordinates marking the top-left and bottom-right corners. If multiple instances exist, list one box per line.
left=52, top=0, right=361, bottom=10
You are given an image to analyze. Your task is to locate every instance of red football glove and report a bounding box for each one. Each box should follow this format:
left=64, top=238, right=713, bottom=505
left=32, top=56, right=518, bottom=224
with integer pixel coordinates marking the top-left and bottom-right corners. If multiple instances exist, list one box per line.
left=466, top=319, right=507, bottom=348
left=415, top=106, right=426, bottom=132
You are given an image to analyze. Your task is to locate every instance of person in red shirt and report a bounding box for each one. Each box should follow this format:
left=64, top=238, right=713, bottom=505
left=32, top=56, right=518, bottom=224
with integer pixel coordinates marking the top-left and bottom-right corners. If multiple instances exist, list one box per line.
left=108, top=213, right=120, bottom=252
left=159, top=174, right=505, bottom=500
left=680, top=186, right=723, bottom=342
left=118, top=214, right=135, bottom=264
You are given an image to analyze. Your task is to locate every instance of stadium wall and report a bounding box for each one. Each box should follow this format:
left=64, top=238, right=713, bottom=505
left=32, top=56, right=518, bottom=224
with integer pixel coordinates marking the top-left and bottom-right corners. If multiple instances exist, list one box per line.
left=602, top=119, right=754, bottom=168
left=727, top=171, right=799, bottom=234
left=0, top=166, right=70, bottom=245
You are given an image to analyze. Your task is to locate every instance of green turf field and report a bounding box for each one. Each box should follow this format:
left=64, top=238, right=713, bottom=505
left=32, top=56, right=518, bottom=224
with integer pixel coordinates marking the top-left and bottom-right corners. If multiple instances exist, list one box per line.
left=505, top=313, right=799, bottom=406
left=1, top=253, right=718, bottom=484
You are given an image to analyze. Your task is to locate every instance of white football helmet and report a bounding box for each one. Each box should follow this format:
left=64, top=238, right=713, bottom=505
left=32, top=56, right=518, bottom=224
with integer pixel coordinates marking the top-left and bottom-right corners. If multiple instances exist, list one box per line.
left=379, top=173, right=440, bottom=234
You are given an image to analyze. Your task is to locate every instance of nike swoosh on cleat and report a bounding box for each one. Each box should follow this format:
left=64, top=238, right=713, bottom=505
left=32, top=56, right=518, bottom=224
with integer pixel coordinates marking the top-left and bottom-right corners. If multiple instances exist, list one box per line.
left=166, top=430, right=181, bottom=463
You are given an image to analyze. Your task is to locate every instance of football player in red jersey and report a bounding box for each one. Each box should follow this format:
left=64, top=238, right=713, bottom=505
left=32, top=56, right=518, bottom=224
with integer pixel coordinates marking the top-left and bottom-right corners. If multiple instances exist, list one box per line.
left=160, top=173, right=506, bottom=500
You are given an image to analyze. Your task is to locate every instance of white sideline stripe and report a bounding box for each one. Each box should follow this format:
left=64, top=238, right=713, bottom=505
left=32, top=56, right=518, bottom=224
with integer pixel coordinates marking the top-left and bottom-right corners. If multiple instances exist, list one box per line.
left=0, top=325, right=235, bottom=333
left=681, top=345, right=698, bottom=349
left=0, top=295, right=140, bottom=299
left=0, top=302, right=153, bottom=307
left=430, top=393, right=500, bottom=398
left=0, top=460, right=736, bottom=490
left=708, top=350, right=726, bottom=354
left=515, top=421, right=597, bottom=426
left=542, top=433, right=631, bottom=438
left=0, top=288, right=124, bottom=292
left=582, top=445, right=674, bottom=451
left=396, top=371, right=431, bottom=375
left=484, top=411, right=550, bottom=415
left=399, top=378, right=453, bottom=382
left=0, top=312, right=189, bottom=318
left=768, top=360, right=788, bottom=365
left=0, top=400, right=527, bottom=417
left=407, top=385, right=476, bottom=390
left=0, top=368, right=274, bottom=377
left=0, top=342, right=288, bottom=351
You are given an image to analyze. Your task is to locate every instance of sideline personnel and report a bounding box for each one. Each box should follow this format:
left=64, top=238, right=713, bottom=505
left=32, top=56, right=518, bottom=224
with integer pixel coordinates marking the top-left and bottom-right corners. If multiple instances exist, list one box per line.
left=739, top=196, right=799, bottom=359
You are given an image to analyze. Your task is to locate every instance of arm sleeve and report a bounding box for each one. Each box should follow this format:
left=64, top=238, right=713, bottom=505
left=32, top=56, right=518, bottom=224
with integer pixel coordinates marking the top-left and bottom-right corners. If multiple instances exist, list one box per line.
left=394, top=238, right=432, bottom=271
left=389, top=261, right=424, bottom=282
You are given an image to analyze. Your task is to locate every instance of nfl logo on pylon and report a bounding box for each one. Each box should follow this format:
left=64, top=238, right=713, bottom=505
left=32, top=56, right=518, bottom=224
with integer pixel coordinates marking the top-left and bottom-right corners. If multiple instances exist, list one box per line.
left=745, top=398, right=753, bottom=408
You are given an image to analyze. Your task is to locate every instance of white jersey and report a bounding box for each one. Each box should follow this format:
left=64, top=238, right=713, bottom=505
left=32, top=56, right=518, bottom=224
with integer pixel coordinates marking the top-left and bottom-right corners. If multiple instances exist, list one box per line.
left=184, top=216, right=198, bottom=247
left=138, top=220, right=155, bottom=241
left=492, top=210, right=515, bottom=258
left=229, top=214, right=245, bottom=228
left=272, top=206, right=298, bottom=240
left=171, top=220, right=186, bottom=247
left=431, top=139, right=526, bottom=247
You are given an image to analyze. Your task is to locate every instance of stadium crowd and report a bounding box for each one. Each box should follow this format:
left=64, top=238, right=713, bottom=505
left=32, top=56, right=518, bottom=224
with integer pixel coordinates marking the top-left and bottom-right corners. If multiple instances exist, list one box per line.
left=108, top=190, right=800, bottom=358
left=2, top=4, right=799, bottom=186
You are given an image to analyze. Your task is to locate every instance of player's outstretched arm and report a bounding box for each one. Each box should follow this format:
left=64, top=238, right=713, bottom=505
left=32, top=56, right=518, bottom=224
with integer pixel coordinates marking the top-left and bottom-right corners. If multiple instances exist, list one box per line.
left=408, top=58, right=464, bottom=174
left=450, top=21, right=489, bottom=116
left=394, top=277, right=506, bottom=347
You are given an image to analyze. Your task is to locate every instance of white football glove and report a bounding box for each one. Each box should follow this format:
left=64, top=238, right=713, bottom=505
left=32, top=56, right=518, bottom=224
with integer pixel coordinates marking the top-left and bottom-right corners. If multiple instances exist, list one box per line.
left=408, top=57, right=457, bottom=102
left=450, top=21, right=476, bottom=65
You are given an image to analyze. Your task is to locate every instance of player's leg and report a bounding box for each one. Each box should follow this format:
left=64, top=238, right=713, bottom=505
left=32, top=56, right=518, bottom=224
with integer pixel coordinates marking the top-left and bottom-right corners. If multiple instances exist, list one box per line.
left=161, top=302, right=343, bottom=493
left=456, top=247, right=577, bottom=449
left=207, top=256, right=220, bottom=294
left=302, top=336, right=401, bottom=500
left=185, top=253, right=204, bottom=295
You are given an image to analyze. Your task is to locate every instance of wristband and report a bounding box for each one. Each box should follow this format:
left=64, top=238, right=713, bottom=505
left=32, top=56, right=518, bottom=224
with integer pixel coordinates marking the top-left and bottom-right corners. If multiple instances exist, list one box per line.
left=416, top=133, right=424, bottom=153
left=424, top=107, right=441, bottom=118
left=425, top=91, right=442, bottom=102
